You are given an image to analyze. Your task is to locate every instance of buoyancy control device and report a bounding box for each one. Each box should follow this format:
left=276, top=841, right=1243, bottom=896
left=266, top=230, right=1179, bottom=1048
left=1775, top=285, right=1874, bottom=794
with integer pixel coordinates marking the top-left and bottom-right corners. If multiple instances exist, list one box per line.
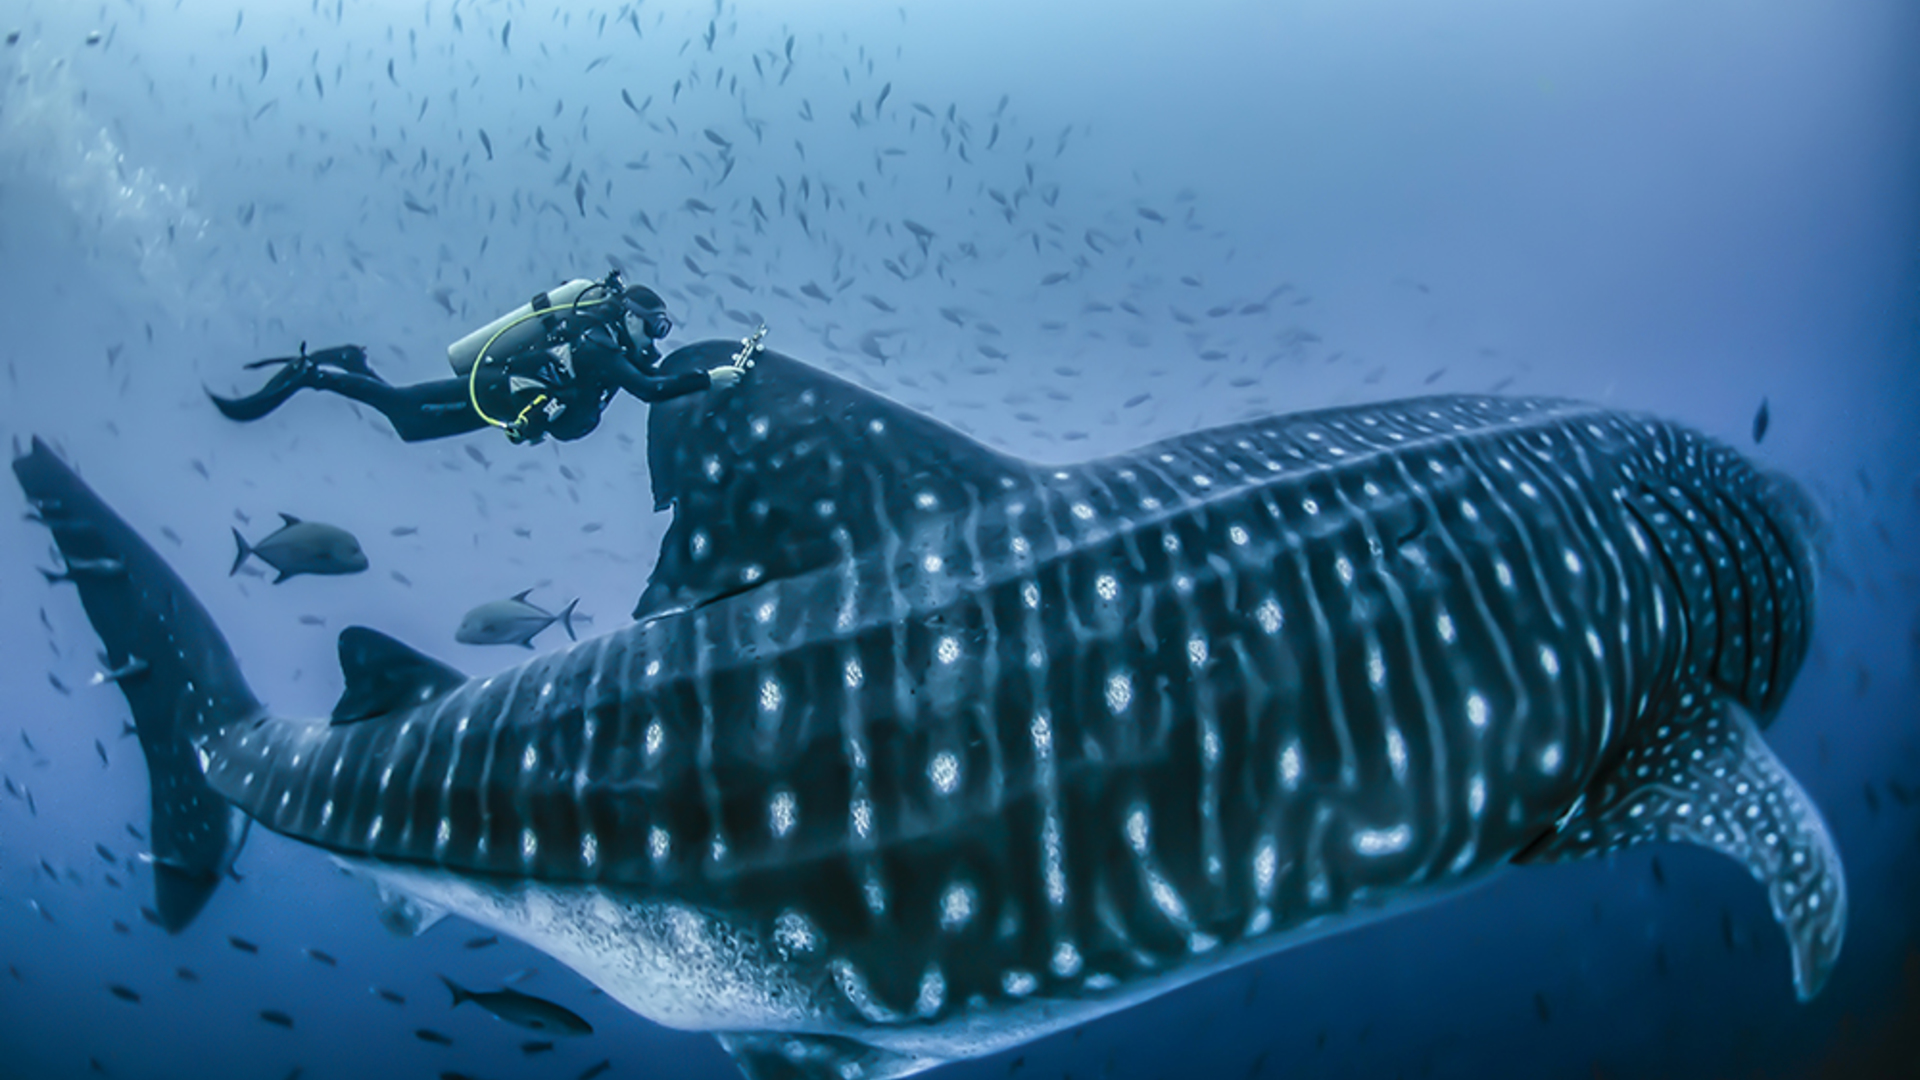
left=445, top=278, right=610, bottom=376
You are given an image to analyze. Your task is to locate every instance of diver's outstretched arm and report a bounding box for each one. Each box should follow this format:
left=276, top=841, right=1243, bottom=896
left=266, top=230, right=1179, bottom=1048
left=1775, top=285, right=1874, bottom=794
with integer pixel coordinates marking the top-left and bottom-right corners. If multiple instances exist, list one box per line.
left=598, top=348, right=716, bottom=404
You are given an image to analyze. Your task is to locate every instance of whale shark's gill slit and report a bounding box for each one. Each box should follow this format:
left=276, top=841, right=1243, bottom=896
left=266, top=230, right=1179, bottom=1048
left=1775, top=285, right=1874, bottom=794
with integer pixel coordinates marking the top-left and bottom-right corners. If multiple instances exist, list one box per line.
left=1747, top=490, right=1802, bottom=714
left=1695, top=483, right=1763, bottom=699
left=1619, top=489, right=1691, bottom=687
left=1643, top=481, right=1728, bottom=680
left=1701, top=478, right=1793, bottom=716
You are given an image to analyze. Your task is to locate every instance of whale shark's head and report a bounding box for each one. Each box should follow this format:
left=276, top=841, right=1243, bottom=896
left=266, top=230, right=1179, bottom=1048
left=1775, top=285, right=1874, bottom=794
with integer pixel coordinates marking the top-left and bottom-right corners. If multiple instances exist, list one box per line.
left=1763, top=465, right=1828, bottom=584
left=1631, top=440, right=1824, bottom=730
left=1749, top=464, right=1826, bottom=723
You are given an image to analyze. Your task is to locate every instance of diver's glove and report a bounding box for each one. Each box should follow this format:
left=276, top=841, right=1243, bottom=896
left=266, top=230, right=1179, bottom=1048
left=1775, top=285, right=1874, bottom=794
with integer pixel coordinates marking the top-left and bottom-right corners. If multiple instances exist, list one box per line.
left=707, top=365, right=746, bottom=390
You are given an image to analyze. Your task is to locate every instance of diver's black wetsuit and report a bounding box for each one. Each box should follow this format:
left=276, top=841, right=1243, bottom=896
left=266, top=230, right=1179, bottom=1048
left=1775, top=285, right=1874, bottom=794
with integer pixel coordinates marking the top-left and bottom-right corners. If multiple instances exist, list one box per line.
left=212, top=303, right=712, bottom=444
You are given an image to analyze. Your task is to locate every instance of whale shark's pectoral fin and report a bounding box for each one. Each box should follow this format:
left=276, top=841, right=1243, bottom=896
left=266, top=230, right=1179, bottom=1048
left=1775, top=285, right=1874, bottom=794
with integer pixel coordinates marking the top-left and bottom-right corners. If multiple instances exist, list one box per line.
left=715, top=1031, right=939, bottom=1080
left=1516, top=691, right=1845, bottom=1000
left=330, top=626, right=466, bottom=725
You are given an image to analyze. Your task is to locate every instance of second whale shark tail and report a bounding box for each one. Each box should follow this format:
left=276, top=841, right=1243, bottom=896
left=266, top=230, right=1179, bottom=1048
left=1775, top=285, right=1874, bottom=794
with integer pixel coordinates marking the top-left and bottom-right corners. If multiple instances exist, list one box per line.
left=14, top=437, right=259, bottom=932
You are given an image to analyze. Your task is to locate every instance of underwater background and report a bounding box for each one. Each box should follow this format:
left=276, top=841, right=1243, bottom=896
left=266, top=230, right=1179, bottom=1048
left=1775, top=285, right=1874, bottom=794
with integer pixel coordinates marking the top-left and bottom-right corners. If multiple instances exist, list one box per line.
left=1, top=1, right=1917, bottom=1078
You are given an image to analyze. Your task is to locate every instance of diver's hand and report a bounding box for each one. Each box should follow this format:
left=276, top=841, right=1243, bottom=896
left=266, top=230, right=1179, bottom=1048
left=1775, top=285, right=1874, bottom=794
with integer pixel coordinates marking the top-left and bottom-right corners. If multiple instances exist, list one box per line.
left=707, top=365, right=746, bottom=390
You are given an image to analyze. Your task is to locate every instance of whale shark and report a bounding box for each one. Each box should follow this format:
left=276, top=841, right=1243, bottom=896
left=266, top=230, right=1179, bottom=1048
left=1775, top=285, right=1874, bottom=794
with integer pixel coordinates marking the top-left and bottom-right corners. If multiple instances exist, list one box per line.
left=15, top=343, right=1843, bottom=1080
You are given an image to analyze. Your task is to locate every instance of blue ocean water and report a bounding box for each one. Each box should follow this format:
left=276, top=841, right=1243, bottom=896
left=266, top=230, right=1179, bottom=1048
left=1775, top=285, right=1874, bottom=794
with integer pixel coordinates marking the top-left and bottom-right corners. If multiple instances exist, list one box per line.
left=1, top=2, right=1917, bottom=1079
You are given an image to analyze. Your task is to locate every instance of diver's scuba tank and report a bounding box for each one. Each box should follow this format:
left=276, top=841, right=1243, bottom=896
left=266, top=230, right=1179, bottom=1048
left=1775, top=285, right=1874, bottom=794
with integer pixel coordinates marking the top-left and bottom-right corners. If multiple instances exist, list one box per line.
left=446, top=279, right=604, bottom=376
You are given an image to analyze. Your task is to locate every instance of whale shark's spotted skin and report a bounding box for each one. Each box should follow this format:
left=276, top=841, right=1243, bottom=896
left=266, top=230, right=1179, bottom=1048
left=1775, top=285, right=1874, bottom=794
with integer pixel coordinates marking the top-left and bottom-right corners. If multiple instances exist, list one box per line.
left=17, top=347, right=1842, bottom=1080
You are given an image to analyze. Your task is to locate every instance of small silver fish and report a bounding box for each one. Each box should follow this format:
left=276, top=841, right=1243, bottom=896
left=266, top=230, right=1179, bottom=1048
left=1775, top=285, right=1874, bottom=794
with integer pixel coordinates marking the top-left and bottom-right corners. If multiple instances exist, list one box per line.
left=455, top=590, right=578, bottom=649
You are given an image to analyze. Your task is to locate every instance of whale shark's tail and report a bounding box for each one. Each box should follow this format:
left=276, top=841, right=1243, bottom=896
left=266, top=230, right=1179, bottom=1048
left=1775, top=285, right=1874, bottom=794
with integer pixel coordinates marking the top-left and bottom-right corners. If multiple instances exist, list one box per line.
left=13, top=437, right=258, bottom=932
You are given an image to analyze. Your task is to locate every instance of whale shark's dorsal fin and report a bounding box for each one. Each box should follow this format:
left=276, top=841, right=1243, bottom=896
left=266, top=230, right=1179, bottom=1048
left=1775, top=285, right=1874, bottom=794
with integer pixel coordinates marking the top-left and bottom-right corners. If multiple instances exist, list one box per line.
left=1515, top=689, right=1845, bottom=1000
left=637, top=344, right=1026, bottom=621
left=330, top=626, right=466, bottom=725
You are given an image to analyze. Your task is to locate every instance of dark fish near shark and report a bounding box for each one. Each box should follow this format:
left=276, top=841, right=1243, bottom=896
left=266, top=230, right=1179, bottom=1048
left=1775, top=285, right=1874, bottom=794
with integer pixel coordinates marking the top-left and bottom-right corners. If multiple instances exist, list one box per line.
left=439, top=975, right=592, bottom=1035
left=232, top=513, right=368, bottom=583
left=15, top=345, right=1841, bottom=1080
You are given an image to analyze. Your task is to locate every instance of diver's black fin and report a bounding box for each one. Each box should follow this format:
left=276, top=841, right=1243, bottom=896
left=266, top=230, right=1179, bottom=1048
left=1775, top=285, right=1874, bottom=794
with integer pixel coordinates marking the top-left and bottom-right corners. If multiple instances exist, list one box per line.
left=206, top=361, right=317, bottom=422
left=714, top=1032, right=938, bottom=1080
left=12, top=437, right=259, bottom=932
left=1515, top=688, right=1845, bottom=1000
left=244, top=344, right=374, bottom=378
left=305, top=344, right=376, bottom=379
left=639, top=342, right=1026, bottom=621
left=330, top=626, right=465, bottom=725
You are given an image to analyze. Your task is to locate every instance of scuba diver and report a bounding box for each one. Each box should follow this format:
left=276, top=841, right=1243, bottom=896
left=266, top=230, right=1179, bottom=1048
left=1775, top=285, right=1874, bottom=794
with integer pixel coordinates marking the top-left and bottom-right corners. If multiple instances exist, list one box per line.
left=209, top=271, right=747, bottom=445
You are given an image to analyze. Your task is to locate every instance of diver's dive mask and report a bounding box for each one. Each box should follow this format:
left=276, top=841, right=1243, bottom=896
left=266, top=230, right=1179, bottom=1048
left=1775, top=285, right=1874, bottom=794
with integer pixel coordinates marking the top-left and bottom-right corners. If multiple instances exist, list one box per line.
left=618, top=284, right=674, bottom=341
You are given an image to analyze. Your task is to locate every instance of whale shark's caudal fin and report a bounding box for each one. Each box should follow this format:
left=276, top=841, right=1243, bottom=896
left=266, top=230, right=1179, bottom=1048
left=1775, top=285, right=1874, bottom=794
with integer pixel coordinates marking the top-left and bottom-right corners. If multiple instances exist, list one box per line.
left=13, top=437, right=260, bottom=932
left=1516, top=688, right=1846, bottom=1000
